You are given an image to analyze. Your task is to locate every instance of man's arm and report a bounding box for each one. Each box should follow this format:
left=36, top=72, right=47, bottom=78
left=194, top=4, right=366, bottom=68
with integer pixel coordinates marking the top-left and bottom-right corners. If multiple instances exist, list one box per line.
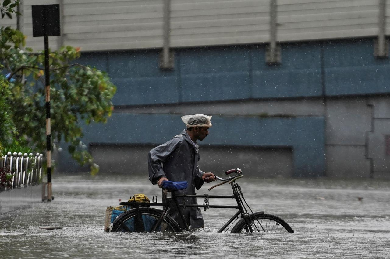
left=194, top=167, right=215, bottom=190
left=148, top=138, right=181, bottom=185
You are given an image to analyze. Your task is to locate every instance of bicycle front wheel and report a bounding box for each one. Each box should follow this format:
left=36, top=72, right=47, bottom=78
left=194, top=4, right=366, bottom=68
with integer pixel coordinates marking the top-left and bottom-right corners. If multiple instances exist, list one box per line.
left=111, top=207, right=181, bottom=233
left=231, top=212, right=294, bottom=233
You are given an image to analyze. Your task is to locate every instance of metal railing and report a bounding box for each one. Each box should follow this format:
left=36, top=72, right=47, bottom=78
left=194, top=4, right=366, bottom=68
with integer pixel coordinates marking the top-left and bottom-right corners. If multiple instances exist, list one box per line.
left=1, top=152, right=43, bottom=190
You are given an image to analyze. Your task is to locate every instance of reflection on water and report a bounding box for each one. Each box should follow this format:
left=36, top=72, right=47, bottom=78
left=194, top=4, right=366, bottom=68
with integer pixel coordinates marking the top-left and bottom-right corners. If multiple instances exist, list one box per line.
left=0, top=174, right=389, bottom=258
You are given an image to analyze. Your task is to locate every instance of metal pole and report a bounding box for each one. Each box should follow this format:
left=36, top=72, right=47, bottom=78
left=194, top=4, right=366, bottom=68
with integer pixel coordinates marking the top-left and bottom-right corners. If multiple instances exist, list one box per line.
left=16, top=0, right=24, bottom=33
left=44, top=34, right=52, bottom=201
left=58, top=0, right=64, bottom=48
left=163, top=0, right=171, bottom=64
left=161, top=0, right=173, bottom=69
left=270, top=0, right=277, bottom=55
left=378, top=0, right=387, bottom=57
left=266, top=0, right=280, bottom=64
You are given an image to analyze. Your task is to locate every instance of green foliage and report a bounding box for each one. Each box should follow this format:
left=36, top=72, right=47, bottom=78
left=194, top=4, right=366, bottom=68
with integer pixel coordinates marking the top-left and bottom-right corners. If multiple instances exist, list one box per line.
left=0, top=75, right=16, bottom=155
left=0, top=0, right=20, bottom=19
left=0, top=166, right=13, bottom=189
left=2, top=141, right=33, bottom=154
left=0, top=25, right=25, bottom=51
left=0, top=26, right=117, bottom=173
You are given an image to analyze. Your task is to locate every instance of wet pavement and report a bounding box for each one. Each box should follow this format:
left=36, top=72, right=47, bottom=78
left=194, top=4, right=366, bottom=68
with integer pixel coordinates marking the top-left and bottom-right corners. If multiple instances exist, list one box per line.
left=0, top=174, right=389, bottom=258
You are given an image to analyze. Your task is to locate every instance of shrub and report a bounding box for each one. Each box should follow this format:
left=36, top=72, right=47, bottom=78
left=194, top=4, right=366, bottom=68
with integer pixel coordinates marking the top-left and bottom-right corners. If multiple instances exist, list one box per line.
left=0, top=75, right=16, bottom=155
left=0, top=166, right=13, bottom=189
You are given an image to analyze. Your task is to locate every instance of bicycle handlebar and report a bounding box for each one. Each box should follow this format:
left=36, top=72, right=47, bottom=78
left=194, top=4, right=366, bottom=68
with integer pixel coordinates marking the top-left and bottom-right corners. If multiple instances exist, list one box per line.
left=225, top=168, right=242, bottom=175
left=209, top=174, right=243, bottom=191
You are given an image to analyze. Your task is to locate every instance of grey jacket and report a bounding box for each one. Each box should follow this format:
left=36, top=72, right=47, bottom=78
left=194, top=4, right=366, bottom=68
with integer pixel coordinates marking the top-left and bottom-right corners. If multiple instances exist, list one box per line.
left=148, top=130, right=205, bottom=228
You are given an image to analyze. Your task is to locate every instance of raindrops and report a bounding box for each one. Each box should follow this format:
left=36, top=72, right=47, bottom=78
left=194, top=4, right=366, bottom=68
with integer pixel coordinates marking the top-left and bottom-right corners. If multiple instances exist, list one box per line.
left=1, top=176, right=389, bottom=258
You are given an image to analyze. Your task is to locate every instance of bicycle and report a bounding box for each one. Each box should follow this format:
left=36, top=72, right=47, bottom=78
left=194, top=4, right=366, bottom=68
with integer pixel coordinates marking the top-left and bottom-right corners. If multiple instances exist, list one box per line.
left=110, top=168, right=294, bottom=234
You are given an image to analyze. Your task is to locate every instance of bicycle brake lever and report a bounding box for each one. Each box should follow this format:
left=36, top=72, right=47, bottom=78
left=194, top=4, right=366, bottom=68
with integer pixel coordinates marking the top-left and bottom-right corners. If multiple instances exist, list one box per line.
left=215, top=176, right=225, bottom=181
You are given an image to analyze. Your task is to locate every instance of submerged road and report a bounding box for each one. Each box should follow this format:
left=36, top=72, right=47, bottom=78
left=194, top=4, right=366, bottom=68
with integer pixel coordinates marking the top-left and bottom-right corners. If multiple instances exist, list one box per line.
left=0, top=174, right=389, bottom=258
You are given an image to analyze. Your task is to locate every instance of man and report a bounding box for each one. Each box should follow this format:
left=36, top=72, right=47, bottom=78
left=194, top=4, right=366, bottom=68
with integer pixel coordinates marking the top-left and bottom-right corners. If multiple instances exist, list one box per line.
left=148, top=114, right=216, bottom=230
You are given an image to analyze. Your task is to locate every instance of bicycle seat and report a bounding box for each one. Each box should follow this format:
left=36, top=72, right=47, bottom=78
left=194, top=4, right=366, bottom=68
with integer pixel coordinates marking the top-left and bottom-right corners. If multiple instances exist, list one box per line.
left=162, top=181, right=188, bottom=191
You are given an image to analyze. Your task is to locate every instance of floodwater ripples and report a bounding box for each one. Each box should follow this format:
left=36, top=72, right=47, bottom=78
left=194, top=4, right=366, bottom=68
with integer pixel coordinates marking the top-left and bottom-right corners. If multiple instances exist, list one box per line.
left=0, top=175, right=389, bottom=258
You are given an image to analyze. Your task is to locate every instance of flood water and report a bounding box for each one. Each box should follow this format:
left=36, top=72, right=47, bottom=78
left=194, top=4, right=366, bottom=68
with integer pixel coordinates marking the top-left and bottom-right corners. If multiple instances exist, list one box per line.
left=0, top=174, right=389, bottom=258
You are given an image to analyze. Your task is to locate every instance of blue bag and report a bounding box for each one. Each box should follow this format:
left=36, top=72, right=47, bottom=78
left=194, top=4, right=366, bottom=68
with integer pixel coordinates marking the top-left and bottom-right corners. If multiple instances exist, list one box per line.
left=162, top=181, right=188, bottom=191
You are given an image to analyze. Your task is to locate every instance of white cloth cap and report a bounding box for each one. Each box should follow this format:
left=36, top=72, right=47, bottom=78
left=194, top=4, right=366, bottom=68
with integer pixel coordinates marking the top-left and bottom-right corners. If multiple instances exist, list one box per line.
left=181, top=114, right=212, bottom=128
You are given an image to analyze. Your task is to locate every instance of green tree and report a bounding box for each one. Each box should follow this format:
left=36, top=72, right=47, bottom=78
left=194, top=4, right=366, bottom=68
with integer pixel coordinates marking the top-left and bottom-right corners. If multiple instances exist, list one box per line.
left=0, top=75, right=16, bottom=153
left=0, top=0, right=20, bottom=156
left=0, top=0, right=20, bottom=19
left=1, top=17, right=116, bottom=173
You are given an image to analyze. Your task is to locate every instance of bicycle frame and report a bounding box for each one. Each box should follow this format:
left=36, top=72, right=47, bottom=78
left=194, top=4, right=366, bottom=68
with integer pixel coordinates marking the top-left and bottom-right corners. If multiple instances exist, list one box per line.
left=114, top=169, right=294, bottom=233
left=119, top=176, right=254, bottom=232
left=174, top=179, right=254, bottom=232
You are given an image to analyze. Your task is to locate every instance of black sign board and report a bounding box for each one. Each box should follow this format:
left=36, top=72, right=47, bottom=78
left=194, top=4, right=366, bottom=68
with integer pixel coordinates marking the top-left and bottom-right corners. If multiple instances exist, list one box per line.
left=32, top=4, right=60, bottom=37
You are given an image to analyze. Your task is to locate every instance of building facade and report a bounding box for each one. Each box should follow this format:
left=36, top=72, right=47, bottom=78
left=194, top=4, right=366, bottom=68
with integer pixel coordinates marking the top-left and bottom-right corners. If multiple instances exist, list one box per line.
left=4, top=0, right=390, bottom=178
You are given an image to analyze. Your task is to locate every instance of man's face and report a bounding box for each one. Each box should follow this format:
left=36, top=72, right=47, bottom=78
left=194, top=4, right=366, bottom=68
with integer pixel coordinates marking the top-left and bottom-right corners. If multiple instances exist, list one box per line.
left=194, top=127, right=209, bottom=141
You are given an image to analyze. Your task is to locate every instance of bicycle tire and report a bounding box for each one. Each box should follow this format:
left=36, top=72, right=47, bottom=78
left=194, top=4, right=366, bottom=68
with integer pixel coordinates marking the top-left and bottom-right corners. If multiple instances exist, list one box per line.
left=111, top=207, right=182, bottom=233
left=231, top=212, right=294, bottom=233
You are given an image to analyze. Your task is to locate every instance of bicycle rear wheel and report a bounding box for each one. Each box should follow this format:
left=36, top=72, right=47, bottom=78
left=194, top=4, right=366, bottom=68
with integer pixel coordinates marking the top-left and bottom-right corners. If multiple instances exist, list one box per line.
left=111, top=208, right=181, bottom=233
left=231, top=212, right=294, bottom=233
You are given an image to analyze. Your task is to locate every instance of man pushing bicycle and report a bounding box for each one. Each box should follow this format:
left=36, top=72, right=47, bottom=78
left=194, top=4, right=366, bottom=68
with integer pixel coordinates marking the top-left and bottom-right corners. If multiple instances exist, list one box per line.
left=148, top=114, right=216, bottom=230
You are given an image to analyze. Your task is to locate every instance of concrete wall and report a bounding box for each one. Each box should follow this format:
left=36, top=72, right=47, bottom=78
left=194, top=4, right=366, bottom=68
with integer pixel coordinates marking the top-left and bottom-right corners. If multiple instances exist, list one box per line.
left=48, top=38, right=390, bottom=179
left=75, top=114, right=325, bottom=178
left=323, top=40, right=390, bottom=96
left=325, top=98, right=372, bottom=178
left=5, top=1, right=390, bottom=179
left=72, top=44, right=326, bottom=106
left=368, top=97, right=390, bottom=179
left=89, top=145, right=293, bottom=178
left=70, top=40, right=390, bottom=107
left=3, top=0, right=387, bottom=52
left=55, top=96, right=390, bottom=179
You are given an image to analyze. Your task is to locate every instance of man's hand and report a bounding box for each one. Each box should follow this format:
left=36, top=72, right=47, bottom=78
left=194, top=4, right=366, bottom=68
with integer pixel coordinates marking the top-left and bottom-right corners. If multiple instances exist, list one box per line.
left=202, top=172, right=216, bottom=183
left=157, top=177, right=168, bottom=188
